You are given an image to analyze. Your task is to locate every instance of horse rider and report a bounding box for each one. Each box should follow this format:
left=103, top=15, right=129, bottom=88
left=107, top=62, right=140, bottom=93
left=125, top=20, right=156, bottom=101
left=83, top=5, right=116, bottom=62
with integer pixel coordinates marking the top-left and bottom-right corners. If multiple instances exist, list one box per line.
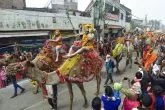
left=49, top=30, right=62, bottom=62
left=64, top=28, right=95, bottom=58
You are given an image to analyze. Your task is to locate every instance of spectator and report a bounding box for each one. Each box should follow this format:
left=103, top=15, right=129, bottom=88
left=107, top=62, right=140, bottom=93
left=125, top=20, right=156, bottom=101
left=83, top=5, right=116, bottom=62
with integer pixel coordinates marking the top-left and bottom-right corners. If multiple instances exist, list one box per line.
left=92, top=97, right=102, bottom=110
left=133, top=93, right=153, bottom=110
left=101, top=86, right=121, bottom=110
left=116, top=72, right=143, bottom=110
left=152, top=85, right=165, bottom=110
left=149, top=71, right=165, bottom=91
left=157, top=46, right=165, bottom=65
left=20, top=52, right=26, bottom=61
left=0, top=65, right=7, bottom=88
left=10, top=74, right=25, bottom=98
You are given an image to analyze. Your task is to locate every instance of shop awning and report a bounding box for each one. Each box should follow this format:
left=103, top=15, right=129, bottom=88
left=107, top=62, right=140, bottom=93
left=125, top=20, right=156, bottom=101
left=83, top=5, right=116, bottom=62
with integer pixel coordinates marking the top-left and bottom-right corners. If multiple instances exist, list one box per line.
left=0, top=31, right=50, bottom=38
left=0, top=31, right=83, bottom=39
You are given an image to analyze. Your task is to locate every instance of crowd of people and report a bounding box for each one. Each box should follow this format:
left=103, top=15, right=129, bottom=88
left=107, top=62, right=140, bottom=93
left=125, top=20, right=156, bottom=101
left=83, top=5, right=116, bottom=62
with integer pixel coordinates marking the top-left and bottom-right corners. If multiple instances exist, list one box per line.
left=91, top=31, right=165, bottom=110
left=0, top=50, right=38, bottom=89
left=0, top=28, right=164, bottom=110
left=156, top=33, right=165, bottom=45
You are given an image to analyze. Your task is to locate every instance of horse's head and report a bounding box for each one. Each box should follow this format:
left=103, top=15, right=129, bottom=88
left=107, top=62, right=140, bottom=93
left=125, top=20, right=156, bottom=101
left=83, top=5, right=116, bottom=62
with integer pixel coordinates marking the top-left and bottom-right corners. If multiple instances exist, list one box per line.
left=6, top=54, right=20, bottom=64
left=24, top=60, right=48, bottom=84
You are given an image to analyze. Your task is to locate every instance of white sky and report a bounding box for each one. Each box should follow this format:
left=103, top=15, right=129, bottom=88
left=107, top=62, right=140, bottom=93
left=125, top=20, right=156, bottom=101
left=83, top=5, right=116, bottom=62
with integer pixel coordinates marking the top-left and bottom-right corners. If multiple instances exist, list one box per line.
left=26, top=0, right=165, bottom=23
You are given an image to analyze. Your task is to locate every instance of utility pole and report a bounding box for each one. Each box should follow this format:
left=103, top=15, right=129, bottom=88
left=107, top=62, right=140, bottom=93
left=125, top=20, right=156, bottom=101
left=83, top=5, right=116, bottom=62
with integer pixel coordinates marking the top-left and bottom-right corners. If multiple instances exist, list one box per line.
left=93, top=0, right=106, bottom=43
left=101, top=0, right=106, bottom=43
left=66, top=10, right=77, bottom=35
left=93, top=0, right=100, bottom=42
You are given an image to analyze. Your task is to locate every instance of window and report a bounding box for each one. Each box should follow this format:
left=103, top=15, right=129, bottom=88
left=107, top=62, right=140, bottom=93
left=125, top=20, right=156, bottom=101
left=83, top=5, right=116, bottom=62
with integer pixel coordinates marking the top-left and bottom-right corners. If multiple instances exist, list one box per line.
left=121, top=13, right=123, bottom=20
left=52, top=17, right=56, bottom=23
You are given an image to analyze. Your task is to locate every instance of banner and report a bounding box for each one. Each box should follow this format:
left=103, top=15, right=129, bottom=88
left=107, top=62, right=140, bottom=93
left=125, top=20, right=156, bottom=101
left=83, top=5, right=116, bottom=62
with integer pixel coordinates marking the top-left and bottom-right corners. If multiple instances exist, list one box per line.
left=104, top=13, right=119, bottom=21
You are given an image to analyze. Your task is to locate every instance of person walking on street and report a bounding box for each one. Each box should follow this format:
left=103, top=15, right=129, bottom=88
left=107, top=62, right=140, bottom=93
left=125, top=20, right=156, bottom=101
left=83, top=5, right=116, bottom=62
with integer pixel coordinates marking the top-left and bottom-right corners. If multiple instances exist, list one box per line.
left=0, top=66, right=7, bottom=88
left=104, top=54, right=115, bottom=86
left=10, top=74, right=25, bottom=98
left=46, top=84, right=58, bottom=110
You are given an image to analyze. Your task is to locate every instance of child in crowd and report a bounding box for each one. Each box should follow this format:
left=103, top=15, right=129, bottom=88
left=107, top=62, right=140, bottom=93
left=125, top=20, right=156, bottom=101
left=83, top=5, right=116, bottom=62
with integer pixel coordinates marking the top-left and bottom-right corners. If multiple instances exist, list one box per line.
left=101, top=86, right=121, bottom=110
left=92, top=97, right=103, bottom=110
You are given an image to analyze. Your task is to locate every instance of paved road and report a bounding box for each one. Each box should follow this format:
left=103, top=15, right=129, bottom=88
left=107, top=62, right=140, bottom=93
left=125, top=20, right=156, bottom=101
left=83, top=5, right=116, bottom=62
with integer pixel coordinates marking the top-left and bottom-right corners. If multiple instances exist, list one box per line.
left=0, top=55, right=139, bottom=110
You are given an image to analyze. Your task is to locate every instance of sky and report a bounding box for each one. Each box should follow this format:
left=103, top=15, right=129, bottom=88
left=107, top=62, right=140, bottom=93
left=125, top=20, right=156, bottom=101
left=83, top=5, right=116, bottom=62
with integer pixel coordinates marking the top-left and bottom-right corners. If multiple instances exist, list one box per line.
left=26, top=0, right=165, bottom=23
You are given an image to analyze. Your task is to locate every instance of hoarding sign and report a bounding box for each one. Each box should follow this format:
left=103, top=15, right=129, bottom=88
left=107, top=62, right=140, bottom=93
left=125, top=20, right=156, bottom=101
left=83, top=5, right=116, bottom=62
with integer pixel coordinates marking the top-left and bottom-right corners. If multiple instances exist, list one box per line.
left=104, top=13, right=119, bottom=21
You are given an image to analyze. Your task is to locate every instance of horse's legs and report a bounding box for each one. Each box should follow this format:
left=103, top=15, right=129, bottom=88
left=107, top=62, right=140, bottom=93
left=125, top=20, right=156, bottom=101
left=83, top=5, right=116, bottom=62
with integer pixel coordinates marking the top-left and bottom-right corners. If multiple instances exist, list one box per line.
left=126, top=53, right=132, bottom=69
left=67, top=82, right=73, bottom=110
left=76, top=83, right=89, bottom=108
left=33, top=84, right=39, bottom=94
left=129, top=55, right=132, bottom=68
left=32, top=81, right=39, bottom=94
left=95, top=72, right=101, bottom=96
left=125, top=57, right=129, bottom=70
left=116, top=58, right=120, bottom=73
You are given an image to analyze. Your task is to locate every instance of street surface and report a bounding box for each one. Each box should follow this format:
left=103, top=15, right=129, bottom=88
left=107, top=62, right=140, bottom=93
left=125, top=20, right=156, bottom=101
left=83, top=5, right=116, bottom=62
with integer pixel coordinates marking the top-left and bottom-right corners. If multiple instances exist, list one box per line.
left=0, top=54, right=139, bottom=110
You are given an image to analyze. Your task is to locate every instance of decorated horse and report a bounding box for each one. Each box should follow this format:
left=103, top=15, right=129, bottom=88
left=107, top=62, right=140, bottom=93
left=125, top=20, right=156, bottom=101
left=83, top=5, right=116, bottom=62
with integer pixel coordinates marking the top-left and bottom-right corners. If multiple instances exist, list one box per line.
left=6, top=28, right=103, bottom=110
left=28, top=30, right=69, bottom=93
left=112, top=37, right=125, bottom=73
left=124, top=36, right=134, bottom=69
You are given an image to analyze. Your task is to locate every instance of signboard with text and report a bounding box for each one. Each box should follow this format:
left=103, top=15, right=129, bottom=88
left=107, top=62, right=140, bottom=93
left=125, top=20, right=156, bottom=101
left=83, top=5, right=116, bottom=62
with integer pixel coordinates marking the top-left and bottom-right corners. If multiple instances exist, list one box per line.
left=104, top=13, right=119, bottom=21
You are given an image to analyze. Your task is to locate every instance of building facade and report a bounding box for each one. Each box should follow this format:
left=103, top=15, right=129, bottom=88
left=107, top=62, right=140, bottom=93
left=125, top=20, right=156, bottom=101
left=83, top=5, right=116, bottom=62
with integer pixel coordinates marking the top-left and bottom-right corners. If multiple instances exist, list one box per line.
left=120, top=4, right=132, bottom=32
left=85, top=0, right=131, bottom=41
left=0, top=9, right=92, bottom=32
left=0, top=0, right=26, bottom=9
left=0, top=8, right=92, bottom=51
left=51, top=0, right=78, bottom=10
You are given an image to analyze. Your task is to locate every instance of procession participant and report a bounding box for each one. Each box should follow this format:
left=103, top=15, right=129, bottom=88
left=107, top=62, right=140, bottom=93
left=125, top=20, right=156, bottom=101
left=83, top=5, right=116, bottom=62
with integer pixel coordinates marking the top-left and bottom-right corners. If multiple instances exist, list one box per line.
left=112, top=37, right=124, bottom=72
left=143, top=48, right=157, bottom=72
left=133, top=34, right=140, bottom=60
left=55, top=26, right=103, bottom=84
left=104, top=54, right=115, bottom=86
left=65, top=28, right=89, bottom=57
left=46, top=84, right=58, bottom=110
left=112, top=37, right=124, bottom=59
left=64, top=28, right=95, bottom=58
left=50, top=30, right=62, bottom=62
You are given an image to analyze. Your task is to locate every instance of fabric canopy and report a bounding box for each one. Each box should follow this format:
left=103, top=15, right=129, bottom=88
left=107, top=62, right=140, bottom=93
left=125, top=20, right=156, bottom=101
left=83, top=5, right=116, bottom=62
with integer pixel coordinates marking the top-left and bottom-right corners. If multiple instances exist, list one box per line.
left=0, top=31, right=50, bottom=38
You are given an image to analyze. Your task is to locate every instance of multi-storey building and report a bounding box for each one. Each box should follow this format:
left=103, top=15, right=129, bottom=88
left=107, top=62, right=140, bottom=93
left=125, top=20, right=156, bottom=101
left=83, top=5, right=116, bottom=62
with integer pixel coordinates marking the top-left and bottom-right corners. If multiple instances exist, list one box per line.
left=85, top=0, right=132, bottom=41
